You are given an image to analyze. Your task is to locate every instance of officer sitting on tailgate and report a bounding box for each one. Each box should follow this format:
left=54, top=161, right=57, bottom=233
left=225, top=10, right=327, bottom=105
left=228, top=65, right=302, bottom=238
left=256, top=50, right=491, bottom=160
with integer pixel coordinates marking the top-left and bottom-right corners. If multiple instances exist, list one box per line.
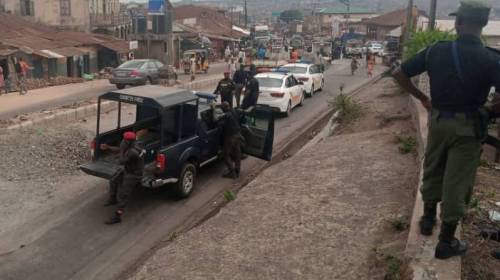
left=392, top=0, right=500, bottom=259
left=214, top=71, right=236, bottom=107
left=100, top=131, right=145, bottom=225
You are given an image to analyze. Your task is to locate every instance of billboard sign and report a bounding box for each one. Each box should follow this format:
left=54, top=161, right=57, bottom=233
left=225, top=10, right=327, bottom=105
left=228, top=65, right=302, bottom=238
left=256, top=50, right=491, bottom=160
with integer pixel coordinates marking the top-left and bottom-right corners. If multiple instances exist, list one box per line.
left=148, top=0, right=165, bottom=15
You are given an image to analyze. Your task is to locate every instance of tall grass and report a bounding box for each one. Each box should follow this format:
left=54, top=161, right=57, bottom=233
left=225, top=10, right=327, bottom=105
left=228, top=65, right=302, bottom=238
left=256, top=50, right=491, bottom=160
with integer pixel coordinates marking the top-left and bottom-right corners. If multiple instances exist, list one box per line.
left=403, top=30, right=457, bottom=60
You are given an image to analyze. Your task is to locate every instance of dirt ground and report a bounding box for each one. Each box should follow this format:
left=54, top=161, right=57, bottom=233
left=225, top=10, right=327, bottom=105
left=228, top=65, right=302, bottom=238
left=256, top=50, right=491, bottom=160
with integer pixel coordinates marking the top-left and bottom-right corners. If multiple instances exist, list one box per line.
left=462, top=164, right=500, bottom=280
left=129, top=77, right=418, bottom=280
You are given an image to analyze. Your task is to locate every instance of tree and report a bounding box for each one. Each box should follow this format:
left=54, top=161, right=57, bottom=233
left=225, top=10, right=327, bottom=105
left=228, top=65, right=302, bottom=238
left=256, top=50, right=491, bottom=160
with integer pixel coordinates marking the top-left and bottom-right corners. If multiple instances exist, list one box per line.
left=279, top=9, right=303, bottom=23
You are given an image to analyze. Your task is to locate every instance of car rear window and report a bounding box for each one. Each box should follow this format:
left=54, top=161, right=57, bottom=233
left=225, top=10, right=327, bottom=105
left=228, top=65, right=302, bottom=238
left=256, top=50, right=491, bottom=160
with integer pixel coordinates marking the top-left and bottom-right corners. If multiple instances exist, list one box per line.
left=256, top=77, right=283, bottom=88
left=282, top=66, right=307, bottom=74
left=118, top=60, right=146, bottom=69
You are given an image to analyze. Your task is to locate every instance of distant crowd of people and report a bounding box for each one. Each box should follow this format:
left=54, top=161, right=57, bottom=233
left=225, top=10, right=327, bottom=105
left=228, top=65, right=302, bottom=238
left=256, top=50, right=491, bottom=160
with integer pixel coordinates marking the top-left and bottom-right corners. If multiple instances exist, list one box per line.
left=0, top=57, right=33, bottom=96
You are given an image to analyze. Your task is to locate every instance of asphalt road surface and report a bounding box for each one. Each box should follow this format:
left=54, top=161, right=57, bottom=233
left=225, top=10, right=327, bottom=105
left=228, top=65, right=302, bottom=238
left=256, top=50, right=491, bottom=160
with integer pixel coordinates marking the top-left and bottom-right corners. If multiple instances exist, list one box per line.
left=0, top=62, right=228, bottom=120
left=0, top=60, right=383, bottom=280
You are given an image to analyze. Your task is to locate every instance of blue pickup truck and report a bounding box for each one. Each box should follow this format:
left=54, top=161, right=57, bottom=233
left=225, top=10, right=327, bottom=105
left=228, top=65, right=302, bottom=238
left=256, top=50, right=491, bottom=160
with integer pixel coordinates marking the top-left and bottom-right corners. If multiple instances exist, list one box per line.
left=80, top=85, right=274, bottom=198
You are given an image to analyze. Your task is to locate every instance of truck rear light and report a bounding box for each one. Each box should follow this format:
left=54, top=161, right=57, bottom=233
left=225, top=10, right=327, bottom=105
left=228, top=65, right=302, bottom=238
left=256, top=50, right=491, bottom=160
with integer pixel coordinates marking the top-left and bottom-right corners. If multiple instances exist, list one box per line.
left=156, top=153, right=166, bottom=172
left=129, top=70, right=140, bottom=77
left=298, top=77, right=309, bottom=82
left=270, top=92, right=285, bottom=98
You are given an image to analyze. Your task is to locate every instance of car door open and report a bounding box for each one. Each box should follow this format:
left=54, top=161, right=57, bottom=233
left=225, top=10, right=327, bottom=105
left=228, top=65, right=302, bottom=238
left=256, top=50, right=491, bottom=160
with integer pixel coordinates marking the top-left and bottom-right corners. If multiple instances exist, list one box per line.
left=240, top=106, right=275, bottom=161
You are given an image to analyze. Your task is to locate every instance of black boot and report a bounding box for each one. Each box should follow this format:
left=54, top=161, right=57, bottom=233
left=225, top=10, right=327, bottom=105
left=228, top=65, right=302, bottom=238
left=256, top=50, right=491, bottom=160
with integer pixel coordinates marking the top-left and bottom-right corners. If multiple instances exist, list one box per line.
left=235, top=168, right=240, bottom=178
left=419, top=202, right=437, bottom=236
left=103, top=197, right=117, bottom=207
left=222, top=169, right=237, bottom=179
left=104, top=211, right=122, bottom=225
left=435, top=222, right=468, bottom=259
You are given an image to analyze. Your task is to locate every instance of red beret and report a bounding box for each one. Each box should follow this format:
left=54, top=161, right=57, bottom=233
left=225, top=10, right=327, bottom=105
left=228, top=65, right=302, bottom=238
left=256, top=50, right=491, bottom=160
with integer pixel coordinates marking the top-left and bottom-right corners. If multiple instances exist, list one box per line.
left=123, top=131, right=136, bottom=141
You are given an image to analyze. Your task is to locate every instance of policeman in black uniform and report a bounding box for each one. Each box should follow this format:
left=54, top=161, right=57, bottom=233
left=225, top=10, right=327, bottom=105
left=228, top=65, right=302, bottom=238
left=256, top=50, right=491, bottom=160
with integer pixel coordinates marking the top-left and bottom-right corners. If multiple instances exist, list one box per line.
left=217, top=101, right=242, bottom=179
left=241, top=67, right=260, bottom=112
left=214, top=71, right=236, bottom=107
left=393, top=0, right=500, bottom=259
left=100, top=131, right=145, bottom=225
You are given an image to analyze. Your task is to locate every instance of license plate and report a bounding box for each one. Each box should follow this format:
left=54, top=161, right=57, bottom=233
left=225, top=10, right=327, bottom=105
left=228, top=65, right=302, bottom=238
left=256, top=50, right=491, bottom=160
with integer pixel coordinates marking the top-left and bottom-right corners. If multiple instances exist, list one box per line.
left=115, top=72, right=126, bottom=77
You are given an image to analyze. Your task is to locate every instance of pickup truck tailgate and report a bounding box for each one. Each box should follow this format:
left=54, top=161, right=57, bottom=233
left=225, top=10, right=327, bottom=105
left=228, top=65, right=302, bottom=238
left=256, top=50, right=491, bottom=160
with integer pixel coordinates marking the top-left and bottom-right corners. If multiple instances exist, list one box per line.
left=80, top=161, right=123, bottom=179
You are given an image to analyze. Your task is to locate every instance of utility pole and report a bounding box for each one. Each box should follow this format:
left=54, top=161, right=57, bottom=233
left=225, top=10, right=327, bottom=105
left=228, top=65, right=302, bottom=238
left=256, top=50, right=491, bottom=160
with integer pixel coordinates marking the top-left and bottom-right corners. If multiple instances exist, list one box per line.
left=339, top=0, right=350, bottom=34
left=244, top=0, right=248, bottom=28
left=404, top=0, right=414, bottom=43
left=429, top=0, right=437, bottom=30
left=165, top=0, right=174, bottom=66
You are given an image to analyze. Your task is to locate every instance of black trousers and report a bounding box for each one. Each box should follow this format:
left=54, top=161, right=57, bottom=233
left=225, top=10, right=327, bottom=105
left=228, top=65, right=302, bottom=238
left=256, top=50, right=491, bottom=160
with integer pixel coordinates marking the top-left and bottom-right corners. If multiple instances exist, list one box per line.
left=109, top=172, right=141, bottom=210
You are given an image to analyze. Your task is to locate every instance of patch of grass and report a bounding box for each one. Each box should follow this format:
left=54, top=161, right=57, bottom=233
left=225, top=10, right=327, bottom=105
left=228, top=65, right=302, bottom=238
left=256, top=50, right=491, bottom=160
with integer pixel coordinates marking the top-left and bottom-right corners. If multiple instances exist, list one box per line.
left=384, top=255, right=404, bottom=280
left=396, top=135, right=417, bottom=154
left=223, top=190, right=236, bottom=202
left=479, top=159, right=492, bottom=168
left=469, top=196, right=480, bottom=209
left=329, top=93, right=363, bottom=124
left=389, top=217, right=409, bottom=232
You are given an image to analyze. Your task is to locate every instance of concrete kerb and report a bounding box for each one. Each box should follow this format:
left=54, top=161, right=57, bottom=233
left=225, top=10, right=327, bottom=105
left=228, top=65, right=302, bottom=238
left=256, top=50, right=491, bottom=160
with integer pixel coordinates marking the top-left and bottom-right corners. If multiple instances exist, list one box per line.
left=4, top=78, right=219, bottom=131
left=405, top=80, right=461, bottom=280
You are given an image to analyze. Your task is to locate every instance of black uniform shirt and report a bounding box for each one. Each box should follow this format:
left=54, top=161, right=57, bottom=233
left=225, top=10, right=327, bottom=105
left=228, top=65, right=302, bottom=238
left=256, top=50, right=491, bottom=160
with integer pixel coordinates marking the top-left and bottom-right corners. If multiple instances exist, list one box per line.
left=402, top=35, right=500, bottom=112
left=241, top=77, right=259, bottom=109
left=215, top=78, right=235, bottom=104
left=221, top=109, right=241, bottom=137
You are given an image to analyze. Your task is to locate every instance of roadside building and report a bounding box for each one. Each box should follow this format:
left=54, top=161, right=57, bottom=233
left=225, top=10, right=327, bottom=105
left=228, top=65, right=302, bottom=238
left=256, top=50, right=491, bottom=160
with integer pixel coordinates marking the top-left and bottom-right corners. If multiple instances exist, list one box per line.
left=436, top=19, right=500, bottom=48
left=316, top=7, right=377, bottom=36
left=364, top=7, right=428, bottom=41
left=0, top=0, right=131, bottom=37
left=0, top=12, right=129, bottom=81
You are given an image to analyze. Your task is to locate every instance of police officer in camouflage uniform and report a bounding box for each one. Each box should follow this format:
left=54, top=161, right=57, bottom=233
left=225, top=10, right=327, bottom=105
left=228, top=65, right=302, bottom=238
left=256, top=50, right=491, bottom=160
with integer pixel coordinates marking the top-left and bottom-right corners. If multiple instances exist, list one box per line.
left=100, top=131, right=145, bottom=225
left=393, top=0, right=500, bottom=259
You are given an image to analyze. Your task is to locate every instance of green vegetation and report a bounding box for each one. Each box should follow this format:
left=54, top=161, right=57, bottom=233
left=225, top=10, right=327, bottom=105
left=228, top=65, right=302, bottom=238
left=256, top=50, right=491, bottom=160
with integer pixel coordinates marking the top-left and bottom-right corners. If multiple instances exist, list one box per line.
left=389, top=216, right=409, bottom=232
left=223, top=190, right=236, bottom=202
left=330, top=93, right=363, bottom=124
left=396, top=135, right=417, bottom=154
left=384, top=255, right=404, bottom=280
left=404, top=30, right=457, bottom=60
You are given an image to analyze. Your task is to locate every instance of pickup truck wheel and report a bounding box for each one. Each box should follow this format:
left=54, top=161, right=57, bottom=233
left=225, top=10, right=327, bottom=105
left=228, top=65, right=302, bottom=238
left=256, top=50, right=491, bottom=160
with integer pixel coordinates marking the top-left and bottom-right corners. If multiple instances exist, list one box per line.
left=174, top=163, right=196, bottom=199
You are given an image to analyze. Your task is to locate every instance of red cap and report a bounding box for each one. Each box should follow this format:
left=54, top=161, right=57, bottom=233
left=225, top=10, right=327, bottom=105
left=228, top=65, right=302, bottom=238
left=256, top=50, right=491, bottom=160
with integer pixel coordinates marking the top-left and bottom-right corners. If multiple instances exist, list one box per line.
left=123, top=131, right=136, bottom=141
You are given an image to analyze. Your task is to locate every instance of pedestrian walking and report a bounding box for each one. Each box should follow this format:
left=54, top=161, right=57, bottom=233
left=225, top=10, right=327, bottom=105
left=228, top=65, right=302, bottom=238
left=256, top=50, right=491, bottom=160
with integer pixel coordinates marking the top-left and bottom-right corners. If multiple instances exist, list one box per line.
left=367, top=55, right=375, bottom=78
left=190, top=54, right=196, bottom=81
left=393, top=0, right=500, bottom=260
left=0, top=66, right=5, bottom=95
left=214, top=71, right=236, bottom=107
left=15, top=57, right=32, bottom=95
left=217, top=101, right=242, bottom=179
left=224, top=46, right=231, bottom=63
left=233, top=64, right=247, bottom=108
left=350, top=57, right=359, bottom=75
left=228, top=57, right=237, bottom=79
left=100, top=131, right=145, bottom=225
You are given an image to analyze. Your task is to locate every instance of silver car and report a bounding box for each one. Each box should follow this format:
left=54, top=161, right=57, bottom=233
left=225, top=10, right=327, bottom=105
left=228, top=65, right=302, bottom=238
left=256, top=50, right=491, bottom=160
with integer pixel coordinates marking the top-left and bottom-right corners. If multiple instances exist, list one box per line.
left=109, top=59, right=164, bottom=89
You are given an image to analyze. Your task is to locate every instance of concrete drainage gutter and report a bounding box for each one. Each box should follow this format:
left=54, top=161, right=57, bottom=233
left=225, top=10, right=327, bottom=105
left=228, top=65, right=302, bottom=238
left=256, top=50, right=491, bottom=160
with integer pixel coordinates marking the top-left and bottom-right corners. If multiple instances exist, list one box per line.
left=4, top=78, right=221, bottom=131
left=406, top=96, right=461, bottom=280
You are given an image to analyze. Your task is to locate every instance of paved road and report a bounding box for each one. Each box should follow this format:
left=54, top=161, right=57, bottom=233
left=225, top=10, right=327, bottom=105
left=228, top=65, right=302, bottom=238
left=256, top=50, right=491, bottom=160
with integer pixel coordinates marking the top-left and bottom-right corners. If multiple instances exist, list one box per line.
left=0, top=62, right=228, bottom=120
left=0, top=60, right=384, bottom=280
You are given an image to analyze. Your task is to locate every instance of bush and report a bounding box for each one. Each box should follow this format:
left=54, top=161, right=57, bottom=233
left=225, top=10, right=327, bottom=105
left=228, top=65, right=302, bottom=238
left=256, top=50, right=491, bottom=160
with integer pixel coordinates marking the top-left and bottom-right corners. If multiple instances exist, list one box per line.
left=329, top=93, right=363, bottom=124
left=403, top=30, right=457, bottom=61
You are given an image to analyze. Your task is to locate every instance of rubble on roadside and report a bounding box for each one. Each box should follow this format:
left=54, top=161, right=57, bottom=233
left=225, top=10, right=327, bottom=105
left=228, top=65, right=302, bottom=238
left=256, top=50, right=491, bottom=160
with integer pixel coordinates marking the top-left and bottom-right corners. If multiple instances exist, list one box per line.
left=0, top=126, right=92, bottom=183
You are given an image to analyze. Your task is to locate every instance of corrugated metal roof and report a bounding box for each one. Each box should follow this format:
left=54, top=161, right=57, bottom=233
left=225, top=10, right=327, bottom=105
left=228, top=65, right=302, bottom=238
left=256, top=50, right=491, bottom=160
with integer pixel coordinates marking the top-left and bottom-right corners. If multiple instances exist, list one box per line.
left=99, top=40, right=130, bottom=53
left=52, top=47, right=88, bottom=57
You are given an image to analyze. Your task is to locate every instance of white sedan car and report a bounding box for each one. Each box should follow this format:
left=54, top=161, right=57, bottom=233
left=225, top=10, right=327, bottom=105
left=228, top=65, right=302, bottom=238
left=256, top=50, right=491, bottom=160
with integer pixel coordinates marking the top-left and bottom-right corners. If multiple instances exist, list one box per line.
left=254, top=72, right=305, bottom=117
left=280, top=63, right=324, bottom=97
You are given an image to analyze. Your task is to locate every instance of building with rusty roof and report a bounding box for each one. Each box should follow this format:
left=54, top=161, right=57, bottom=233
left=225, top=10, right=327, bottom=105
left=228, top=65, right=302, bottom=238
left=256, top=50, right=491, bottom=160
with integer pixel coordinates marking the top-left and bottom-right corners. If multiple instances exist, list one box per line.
left=364, top=7, right=429, bottom=40
left=0, top=12, right=129, bottom=81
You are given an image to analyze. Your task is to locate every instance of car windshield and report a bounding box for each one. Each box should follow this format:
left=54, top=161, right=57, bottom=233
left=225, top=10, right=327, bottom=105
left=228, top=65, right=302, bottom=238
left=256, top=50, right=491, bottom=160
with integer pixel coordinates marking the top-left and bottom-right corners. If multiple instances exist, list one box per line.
left=118, top=60, right=146, bottom=69
left=282, top=66, right=307, bottom=74
left=256, top=77, right=283, bottom=88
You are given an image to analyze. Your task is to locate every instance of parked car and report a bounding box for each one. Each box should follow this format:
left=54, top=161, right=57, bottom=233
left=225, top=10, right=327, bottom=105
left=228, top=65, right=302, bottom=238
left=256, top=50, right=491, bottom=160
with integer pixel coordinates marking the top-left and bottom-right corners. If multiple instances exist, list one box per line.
left=80, top=86, right=275, bottom=198
left=109, top=59, right=164, bottom=90
left=280, top=63, right=324, bottom=96
left=254, top=71, right=306, bottom=117
left=366, top=42, right=384, bottom=56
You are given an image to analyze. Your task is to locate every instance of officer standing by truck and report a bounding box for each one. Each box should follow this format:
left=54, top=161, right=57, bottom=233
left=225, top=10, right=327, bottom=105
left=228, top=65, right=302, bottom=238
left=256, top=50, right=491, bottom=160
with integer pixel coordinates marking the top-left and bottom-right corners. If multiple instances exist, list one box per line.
left=214, top=71, right=236, bottom=107
left=218, top=101, right=242, bottom=179
left=100, top=131, right=145, bottom=225
left=392, top=0, right=500, bottom=259
left=241, top=67, right=260, bottom=112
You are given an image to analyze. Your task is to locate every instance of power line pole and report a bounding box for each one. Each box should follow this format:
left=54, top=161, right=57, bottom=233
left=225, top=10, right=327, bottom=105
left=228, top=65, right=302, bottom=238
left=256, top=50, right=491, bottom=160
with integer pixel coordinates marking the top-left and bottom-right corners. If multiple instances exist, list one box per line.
left=404, top=0, right=414, bottom=43
left=429, top=0, right=437, bottom=30
left=244, top=0, right=248, bottom=28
